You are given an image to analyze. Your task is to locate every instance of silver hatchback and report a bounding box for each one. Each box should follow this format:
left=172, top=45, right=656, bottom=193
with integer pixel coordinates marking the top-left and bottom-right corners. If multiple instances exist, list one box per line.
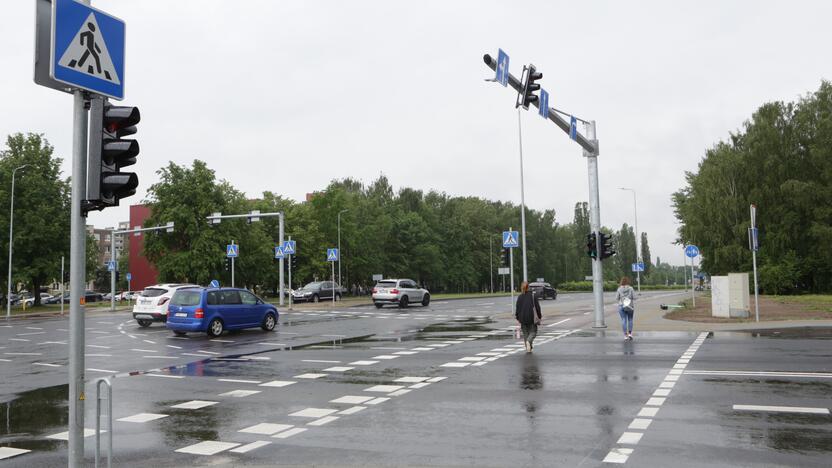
left=372, top=279, right=430, bottom=309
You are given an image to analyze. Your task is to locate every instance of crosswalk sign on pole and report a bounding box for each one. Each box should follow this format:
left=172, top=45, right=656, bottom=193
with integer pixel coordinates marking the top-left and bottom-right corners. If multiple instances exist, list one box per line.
left=274, top=246, right=285, bottom=259
left=502, top=231, right=519, bottom=248
left=539, top=89, right=549, bottom=119
left=496, top=49, right=510, bottom=87
left=227, top=244, right=239, bottom=258
left=326, top=248, right=339, bottom=262
left=106, top=260, right=116, bottom=271
left=50, top=0, right=126, bottom=99
left=282, top=240, right=296, bottom=255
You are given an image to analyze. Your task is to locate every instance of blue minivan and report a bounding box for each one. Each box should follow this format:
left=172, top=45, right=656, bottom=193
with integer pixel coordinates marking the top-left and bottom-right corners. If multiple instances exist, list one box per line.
left=166, top=287, right=278, bottom=337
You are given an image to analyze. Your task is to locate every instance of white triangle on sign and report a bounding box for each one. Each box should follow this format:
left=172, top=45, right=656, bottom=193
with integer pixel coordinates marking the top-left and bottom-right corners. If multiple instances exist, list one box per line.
left=58, top=13, right=121, bottom=85
left=504, top=232, right=518, bottom=247
left=328, top=250, right=337, bottom=261
left=275, top=247, right=284, bottom=257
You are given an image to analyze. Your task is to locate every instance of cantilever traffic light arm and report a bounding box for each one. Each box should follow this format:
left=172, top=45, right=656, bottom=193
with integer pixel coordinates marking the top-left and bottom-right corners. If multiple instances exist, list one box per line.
left=483, top=53, right=598, bottom=156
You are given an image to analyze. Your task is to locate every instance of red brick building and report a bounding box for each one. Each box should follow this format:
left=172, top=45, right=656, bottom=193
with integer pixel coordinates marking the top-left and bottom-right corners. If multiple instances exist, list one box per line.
left=128, top=204, right=159, bottom=290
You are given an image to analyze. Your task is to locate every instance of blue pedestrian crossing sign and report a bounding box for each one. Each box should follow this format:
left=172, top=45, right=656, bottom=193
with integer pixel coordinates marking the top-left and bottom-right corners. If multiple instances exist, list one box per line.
left=631, top=262, right=645, bottom=272
left=685, top=245, right=700, bottom=258
left=126, top=272, right=132, bottom=282
left=502, top=231, right=519, bottom=248
left=274, top=246, right=285, bottom=259
left=226, top=244, right=239, bottom=258
left=496, top=49, right=510, bottom=87
left=209, top=279, right=220, bottom=288
left=283, top=240, right=296, bottom=255
left=570, top=116, right=578, bottom=140
left=50, top=0, right=126, bottom=100
left=327, top=248, right=339, bottom=262
left=539, top=89, right=549, bottom=119
left=106, top=260, right=116, bottom=271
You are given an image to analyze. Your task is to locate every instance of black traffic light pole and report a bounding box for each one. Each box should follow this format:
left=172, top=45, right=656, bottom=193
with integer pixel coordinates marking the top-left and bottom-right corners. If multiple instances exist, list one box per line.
left=484, top=53, right=606, bottom=328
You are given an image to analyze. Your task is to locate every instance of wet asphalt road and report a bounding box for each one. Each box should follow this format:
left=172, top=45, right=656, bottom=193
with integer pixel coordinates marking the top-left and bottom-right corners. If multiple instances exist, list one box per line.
left=1, top=292, right=830, bottom=467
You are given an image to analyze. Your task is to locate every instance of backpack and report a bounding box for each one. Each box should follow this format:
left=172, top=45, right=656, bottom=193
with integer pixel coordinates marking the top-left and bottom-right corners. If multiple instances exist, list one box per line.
left=621, top=296, right=633, bottom=312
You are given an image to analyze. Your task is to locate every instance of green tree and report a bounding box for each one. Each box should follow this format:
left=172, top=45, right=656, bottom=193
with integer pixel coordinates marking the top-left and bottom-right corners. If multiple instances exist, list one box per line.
left=640, top=232, right=652, bottom=276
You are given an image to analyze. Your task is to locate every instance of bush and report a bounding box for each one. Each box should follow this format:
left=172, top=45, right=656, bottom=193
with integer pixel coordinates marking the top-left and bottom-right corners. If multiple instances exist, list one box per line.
left=559, top=281, right=618, bottom=292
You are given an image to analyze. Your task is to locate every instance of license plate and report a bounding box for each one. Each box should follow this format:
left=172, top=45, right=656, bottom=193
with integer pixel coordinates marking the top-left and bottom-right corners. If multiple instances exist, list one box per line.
left=175, top=313, right=187, bottom=317
left=378, top=289, right=386, bottom=294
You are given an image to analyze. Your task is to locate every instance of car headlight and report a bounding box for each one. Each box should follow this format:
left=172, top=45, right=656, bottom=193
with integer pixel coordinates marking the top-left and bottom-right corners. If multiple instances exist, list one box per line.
left=303, top=292, right=312, bottom=296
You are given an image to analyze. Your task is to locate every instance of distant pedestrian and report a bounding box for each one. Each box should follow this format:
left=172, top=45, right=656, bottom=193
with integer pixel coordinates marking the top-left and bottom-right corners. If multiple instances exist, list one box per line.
left=515, top=281, right=542, bottom=353
left=617, top=277, right=636, bottom=340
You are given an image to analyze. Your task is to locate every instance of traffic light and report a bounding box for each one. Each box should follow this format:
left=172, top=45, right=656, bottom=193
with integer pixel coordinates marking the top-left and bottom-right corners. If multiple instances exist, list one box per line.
left=586, top=233, right=597, bottom=259
left=518, top=64, right=543, bottom=110
left=85, top=96, right=140, bottom=213
left=290, top=254, right=298, bottom=271
left=600, top=232, right=616, bottom=260
left=502, top=249, right=510, bottom=266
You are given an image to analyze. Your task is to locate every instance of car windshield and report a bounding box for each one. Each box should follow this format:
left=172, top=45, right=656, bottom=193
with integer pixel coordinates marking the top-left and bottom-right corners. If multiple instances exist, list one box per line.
left=141, top=288, right=167, bottom=297
left=376, top=281, right=397, bottom=288
left=171, top=290, right=202, bottom=306
left=302, top=282, right=322, bottom=290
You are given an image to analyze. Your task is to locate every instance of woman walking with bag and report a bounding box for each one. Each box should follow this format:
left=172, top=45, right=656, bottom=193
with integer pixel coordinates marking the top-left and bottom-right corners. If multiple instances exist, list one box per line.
left=515, top=281, right=542, bottom=353
left=617, top=277, right=636, bottom=341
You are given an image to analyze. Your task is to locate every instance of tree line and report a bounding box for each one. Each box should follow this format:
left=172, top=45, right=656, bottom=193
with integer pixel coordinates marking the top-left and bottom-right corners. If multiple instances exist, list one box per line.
left=673, top=81, right=832, bottom=294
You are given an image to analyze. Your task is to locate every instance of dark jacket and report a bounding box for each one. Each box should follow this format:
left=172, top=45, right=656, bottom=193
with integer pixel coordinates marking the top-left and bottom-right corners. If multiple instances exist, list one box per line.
left=515, top=291, right=542, bottom=326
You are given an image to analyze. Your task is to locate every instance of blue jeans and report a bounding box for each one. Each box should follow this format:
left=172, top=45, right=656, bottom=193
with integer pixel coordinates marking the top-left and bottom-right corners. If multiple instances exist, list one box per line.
left=618, top=306, right=634, bottom=334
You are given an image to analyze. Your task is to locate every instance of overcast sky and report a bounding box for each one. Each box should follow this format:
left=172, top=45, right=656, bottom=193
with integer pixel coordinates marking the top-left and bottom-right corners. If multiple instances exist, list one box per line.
left=3, top=0, right=832, bottom=265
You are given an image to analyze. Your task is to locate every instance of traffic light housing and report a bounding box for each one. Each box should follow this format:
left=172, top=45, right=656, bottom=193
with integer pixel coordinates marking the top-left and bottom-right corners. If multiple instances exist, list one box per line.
left=502, top=249, right=510, bottom=266
left=600, top=232, right=616, bottom=259
left=85, top=96, right=140, bottom=213
left=518, top=64, right=543, bottom=110
left=586, top=233, right=597, bottom=259
left=290, top=254, right=298, bottom=271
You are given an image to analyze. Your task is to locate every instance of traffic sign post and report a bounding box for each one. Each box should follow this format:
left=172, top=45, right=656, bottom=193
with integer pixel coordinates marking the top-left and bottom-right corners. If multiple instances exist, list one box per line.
left=284, top=238, right=295, bottom=310
left=503, top=228, right=518, bottom=317
left=750, top=205, right=760, bottom=322
left=227, top=241, right=238, bottom=288
left=327, top=248, right=338, bottom=306
left=685, top=245, right=699, bottom=307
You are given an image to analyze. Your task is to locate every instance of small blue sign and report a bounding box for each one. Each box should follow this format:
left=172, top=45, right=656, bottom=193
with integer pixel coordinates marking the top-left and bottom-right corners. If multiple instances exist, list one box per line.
left=274, top=246, right=285, bottom=259
left=227, top=244, right=239, bottom=258
left=106, top=260, right=116, bottom=271
left=631, top=262, right=645, bottom=272
left=496, top=49, right=510, bottom=87
left=327, top=248, right=339, bottom=262
left=51, top=0, right=126, bottom=100
left=570, top=116, right=578, bottom=140
left=283, top=240, right=296, bottom=255
left=209, top=279, right=220, bottom=288
left=750, top=227, right=759, bottom=252
left=539, top=89, right=549, bottom=119
left=685, top=245, right=700, bottom=258
left=502, top=231, right=519, bottom=248
left=126, top=272, right=132, bottom=282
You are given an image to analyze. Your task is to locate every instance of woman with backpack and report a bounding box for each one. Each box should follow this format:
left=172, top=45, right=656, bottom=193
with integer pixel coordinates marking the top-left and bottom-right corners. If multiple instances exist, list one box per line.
left=617, top=277, right=636, bottom=341
left=515, top=281, right=542, bottom=353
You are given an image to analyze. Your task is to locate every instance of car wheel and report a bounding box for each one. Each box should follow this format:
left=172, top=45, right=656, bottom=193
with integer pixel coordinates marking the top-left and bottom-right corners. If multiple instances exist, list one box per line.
left=261, top=312, right=276, bottom=331
left=136, top=319, right=152, bottom=328
left=374, top=303, right=383, bottom=309
left=312, top=294, right=319, bottom=303
left=399, top=296, right=409, bottom=308
left=173, top=330, right=187, bottom=337
left=207, top=318, right=224, bottom=337
left=421, top=294, right=430, bottom=307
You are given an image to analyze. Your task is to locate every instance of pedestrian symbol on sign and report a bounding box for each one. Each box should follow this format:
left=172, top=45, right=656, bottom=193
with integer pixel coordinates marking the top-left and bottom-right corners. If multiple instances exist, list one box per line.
left=58, top=13, right=120, bottom=84
left=502, top=231, right=519, bottom=248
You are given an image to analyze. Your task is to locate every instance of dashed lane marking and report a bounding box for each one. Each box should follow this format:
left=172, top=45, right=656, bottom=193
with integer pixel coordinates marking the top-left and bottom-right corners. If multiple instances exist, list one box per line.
left=219, top=389, right=261, bottom=398
left=338, top=406, right=366, bottom=415
left=171, top=400, right=218, bottom=409
left=33, top=362, right=62, bottom=367
left=239, top=423, right=294, bottom=435
left=210, top=339, right=235, bottom=343
left=349, top=360, right=379, bottom=366
left=302, top=359, right=341, bottom=363
left=289, top=408, right=338, bottom=418
left=218, top=378, right=261, bottom=384
left=394, top=376, right=430, bottom=383
left=330, top=395, right=374, bottom=404
left=259, top=380, right=296, bottom=388
left=175, top=441, right=239, bottom=456
left=323, top=366, right=354, bottom=372
left=308, top=416, right=339, bottom=426
left=272, top=427, right=307, bottom=439
left=230, top=441, right=272, bottom=453
left=47, top=429, right=96, bottom=440
left=87, top=368, right=118, bottom=374
left=294, top=373, right=327, bottom=379
left=372, top=355, right=400, bottom=360
left=147, top=374, right=184, bottom=379
left=733, top=404, right=830, bottom=415
left=117, top=413, right=168, bottom=423
left=364, top=385, right=404, bottom=393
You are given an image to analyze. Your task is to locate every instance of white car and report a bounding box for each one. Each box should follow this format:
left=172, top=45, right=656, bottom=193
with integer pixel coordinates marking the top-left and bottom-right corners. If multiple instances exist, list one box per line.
left=372, top=279, right=430, bottom=309
left=132, top=284, right=198, bottom=327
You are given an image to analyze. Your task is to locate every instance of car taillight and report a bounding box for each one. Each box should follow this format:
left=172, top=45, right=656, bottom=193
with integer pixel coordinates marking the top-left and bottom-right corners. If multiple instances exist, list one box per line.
left=390, top=289, right=399, bottom=294
left=194, top=308, right=204, bottom=319
left=158, top=297, right=170, bottom=305
left=372, top=288, right=377, bottom=294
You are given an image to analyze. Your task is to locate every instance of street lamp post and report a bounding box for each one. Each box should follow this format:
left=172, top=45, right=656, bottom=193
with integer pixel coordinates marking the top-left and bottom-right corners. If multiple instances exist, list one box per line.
left=7, top=164, right=28, bottom=319
left=619, top=187, right=641, bottom=293
left=337, top=209, right=348, bottom=288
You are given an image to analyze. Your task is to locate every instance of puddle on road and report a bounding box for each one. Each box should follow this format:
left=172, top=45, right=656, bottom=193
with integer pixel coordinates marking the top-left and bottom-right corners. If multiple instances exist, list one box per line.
left=0, top=384, right=67, bottom=452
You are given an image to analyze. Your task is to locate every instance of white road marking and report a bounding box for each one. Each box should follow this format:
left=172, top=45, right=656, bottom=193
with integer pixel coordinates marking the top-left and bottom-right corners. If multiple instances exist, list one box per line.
left=181, top=353, right=209, bottom=357
left=259, top=380, right=296, bottom=388
left=219, top=389, right=261, bottom=398
left=230, top=441, right=272, bottom=453
left=196, top=350, right=220, bottom=355
left=617, top=432, right=643, bottom=445
left=394, top=376, right=430, bottom=383
left=331, top=395, right=374, bottom=404
left=33, top=362, right=61, bottom=367
left=546, top=318, right=571, bottom=327
left=393, top=351, right=419, bottom=355
left=685, top=370, right=832, bottom=379
left=85, top=354, right=112, bottom=357
left=166, top=345, right=182, bottom=349
left=0, top=359, right=12, bottom=362
left=338, top=406, right=366, bottom=415
left=629, top=418, right=652, bottom=430
left=0, top=447, right=30, bottom=460
left=364, top=385, right=404, bottom=393
left=130, top=348, right=156, bottom=353
left=603, top=447, right=633, bottom=463
left=171, top=400, right=218, bottom=409
left=409, top=382, right=431, bottom=389
left=117, top=413, right=168, bottom=423
left=365, top=397, right=389, bottom=405
left=210, top=339, right=235, bottom=343
left=4, top=352, right=41, bottom=355
left=16, top=332, right=46, bottom=336
left=371, top=355, right=400, bottom=360
left=637, top=407, right=659, bottom=417
left=175, top=441, right=239, bottom=455
left=272, top=427, right=307, bottom=439
left=218, top=378, right=261, bottom=384
left=410, top=347, right=435, bottom=351
left=142, top=340, right=157, bottom=345
left=143, top=356, right=177, bottom=360
left=388, top=389, right=412, bottom=396
left=8, top=338, right=30, bottom=342
left=426, top=377, right=447, bottom=382
left=323, top=366, right=354, bottom=372
left=25, top=327, right=43, bottom=330
left=440, top=362, right=470, bottom=368
left=458, top=356, right=485, bottom=362
left=47, top=429, right=96, bottom=440
left=733, top=404, right=830, bottom=415
left=289, top=408, right=337, bottom=418
left=87, top=368, right=118, bottom=374
left=645, top=397, right=666, bottom=407
left=302, top=359, right=341, bottom=363
left=86, top=344, right=110, bottom=349
left=147, top=374, right=183, bottom=379
left=294, top=373, right=327, bottom=379
left=240, top=423, right=294, bottom=435
left=349, top=360, right=379, bottom=365
left=308, top=416, right=339, bottom=426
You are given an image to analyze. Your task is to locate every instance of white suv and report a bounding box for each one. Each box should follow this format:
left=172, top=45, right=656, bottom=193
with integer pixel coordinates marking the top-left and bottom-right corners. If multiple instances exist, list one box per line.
left=132, top=283, right=199, bottom=327
left=372, top=279, right=430, bottom=309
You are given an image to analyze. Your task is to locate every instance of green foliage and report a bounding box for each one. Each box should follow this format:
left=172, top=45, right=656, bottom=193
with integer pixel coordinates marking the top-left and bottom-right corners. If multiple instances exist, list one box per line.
left=673, top=81, right=832, bottom=293
left=559, top=281, right=619, bottom=292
